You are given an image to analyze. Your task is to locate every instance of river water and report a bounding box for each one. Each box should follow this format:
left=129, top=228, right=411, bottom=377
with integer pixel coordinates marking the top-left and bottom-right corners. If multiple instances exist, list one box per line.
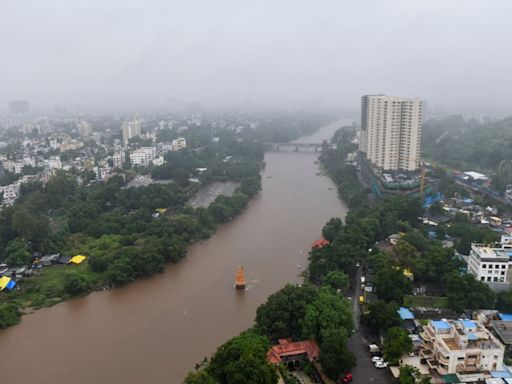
left=0, top=121, right=350, bottom=384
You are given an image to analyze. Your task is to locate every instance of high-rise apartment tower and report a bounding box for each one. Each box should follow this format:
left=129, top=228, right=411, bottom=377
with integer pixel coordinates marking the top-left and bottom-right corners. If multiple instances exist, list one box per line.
left=359, top=95, right=423, bottom=172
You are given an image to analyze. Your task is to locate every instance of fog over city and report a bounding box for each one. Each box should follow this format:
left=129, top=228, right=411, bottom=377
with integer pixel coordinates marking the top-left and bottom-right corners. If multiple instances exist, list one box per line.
left=1, top=0, right=512, bottom=112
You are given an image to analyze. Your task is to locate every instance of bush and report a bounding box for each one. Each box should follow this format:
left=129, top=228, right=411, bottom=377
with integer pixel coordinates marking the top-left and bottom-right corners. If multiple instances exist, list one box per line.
left=0, top=303, right=21, bottom=328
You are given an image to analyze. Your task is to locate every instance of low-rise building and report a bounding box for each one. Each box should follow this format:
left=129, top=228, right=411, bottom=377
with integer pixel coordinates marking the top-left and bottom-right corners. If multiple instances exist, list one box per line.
left=420, top=319, right=505, bottom=381
left=130, top=150, right=150, bottom=167
left=112, top=152, right=125, bottom=168
left=467, top=236, right=512, bottom=286
left=171, top=137, right=186, bottom=151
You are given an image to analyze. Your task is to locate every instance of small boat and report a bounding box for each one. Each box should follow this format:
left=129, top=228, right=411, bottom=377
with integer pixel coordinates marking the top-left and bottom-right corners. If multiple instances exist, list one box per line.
left=234, top=265, right=246, bottom=290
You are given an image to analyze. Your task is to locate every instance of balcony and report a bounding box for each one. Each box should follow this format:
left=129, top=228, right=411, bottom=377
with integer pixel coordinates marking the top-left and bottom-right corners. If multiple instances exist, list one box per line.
left=438, top=354, right=450, bottom=365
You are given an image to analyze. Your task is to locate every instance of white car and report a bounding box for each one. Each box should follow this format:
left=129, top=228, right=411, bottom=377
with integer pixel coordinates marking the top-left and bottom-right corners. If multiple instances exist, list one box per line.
left=371, top=356, right=383, bottom=363
left=375, top=361, right=388, bottom=369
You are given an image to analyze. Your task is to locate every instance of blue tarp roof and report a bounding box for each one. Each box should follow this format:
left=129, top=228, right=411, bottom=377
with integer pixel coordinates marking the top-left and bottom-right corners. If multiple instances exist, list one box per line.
left=6, top=280, right=16, bottom=289
left=467, top=333, right=478, bottom=341
left=491, top=371, right=512, bottom=379
left=398, top=307, right=415, bottom=320
left=432, top=320, right=451, bottom=330
left=461, top=320, right=476, bottom=329
left=499, top=313, right=512, bottom=321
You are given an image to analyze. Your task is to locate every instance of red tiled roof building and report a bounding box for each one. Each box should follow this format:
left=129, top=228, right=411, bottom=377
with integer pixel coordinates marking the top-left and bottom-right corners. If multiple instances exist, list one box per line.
left=267, top=339, right=320, bottom=364
left=312, top=237, right=330, bottom=249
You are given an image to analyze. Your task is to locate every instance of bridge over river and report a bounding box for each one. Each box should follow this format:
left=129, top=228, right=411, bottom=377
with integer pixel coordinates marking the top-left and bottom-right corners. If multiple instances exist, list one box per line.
left=263, top=142, right=335, bottom=152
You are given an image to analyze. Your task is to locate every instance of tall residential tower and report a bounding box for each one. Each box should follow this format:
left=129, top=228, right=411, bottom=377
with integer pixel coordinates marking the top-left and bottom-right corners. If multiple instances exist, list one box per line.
left=359, top=95, right=423, bottom=172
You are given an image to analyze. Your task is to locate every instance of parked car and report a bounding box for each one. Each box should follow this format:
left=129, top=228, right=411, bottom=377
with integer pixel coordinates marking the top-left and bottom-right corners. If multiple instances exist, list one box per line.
left=371, top=356, right=383, bottom=363
left=339, top=372, right=353, bottom=383
left=375, top=361, right=388, bottom=369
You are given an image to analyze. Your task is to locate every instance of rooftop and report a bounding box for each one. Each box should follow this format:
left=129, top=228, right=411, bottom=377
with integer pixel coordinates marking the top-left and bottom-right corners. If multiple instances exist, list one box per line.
left=432, top=320, right=451, bottom=330
left=491, top=321, right=512, bottom=345
left=398, top=307, right=415, bottom=320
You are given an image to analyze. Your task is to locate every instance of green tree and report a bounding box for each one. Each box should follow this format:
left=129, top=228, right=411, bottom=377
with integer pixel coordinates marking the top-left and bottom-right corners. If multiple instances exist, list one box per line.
left=444, top=272, right=496, bottom=312
left=497, top=291, right=512, bottom=313
left=207, top=330, right=277, bottom=384
left=0, top=303, right=21, bottom=328
left=323, top=270, right=349, bottom=293
left=255, top=284, right=318, bottom=342
left=399, top=364, right=426, bottom=384
left=3, top=238, right=31, bottom=265
left=184, top=370, right=218, bottom=384
left=362, top=301, right=401, bottom=335
left=322, top=218, right=343, bottom=242
left=300, top=287, right=353, bottom=344
left=320, top=328, right=355, bottom=380
left=63, top=270, right=90, bottom=295
left=383, top=327, right=413, bottom=365
left=375, top=266, right=412, bottom=303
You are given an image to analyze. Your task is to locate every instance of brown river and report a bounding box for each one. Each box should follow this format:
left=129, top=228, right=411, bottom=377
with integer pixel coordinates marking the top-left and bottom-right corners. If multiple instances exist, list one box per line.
left=0, top=121, right=350, bottom=384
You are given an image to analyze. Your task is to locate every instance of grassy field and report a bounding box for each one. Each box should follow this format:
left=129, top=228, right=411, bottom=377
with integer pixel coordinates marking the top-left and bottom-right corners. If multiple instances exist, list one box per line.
left=403, top=295, right=448, bottom=309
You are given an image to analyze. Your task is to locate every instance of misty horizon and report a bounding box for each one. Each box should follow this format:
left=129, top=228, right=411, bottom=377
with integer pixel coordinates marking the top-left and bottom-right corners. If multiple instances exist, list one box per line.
left=1, top=0, right=512, bottom=114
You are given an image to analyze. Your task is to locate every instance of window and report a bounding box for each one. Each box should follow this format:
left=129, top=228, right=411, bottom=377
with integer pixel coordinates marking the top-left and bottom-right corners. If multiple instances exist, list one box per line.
left=494, top=277, right=499, bottom=282
left=502, top=271, right=506, bottom=275
left=489, top=264, right=493, bottom=269
left=481, top=277, right=485, bottom=281
left=503, top=265, right=507, bottom=269
left=488, top=277, right=492, bottom=281
left=483, top=264, right=487, bottom=268
left=496, top=264, right=500, bottom=269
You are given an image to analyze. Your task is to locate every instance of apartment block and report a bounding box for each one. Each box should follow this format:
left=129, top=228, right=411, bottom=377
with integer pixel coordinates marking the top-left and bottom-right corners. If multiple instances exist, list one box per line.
left=122, top=120, right=142, bottom=143
left=359, top=95, right=423, bottom=171
left=420, top=319, right=504, bottom=380
left=467, top=236, right=512, bottom=285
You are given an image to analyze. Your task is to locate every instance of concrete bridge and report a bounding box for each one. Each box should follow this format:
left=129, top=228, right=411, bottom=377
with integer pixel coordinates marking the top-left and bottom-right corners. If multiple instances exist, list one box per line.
left=264, top=142, right=333, bottom=153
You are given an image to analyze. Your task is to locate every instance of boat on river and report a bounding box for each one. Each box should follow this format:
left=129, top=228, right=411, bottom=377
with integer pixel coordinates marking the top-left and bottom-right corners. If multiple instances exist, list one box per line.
left=234, top=265, right=246, bottom=290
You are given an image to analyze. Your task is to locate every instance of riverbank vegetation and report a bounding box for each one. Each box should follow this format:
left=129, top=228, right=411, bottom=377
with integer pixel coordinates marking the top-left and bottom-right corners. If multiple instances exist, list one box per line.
left=0, top=137, right=264, bottom=328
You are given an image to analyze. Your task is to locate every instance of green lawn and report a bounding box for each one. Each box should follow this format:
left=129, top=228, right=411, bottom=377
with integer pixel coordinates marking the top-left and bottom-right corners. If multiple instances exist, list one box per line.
left=403, top=295, right=448, bottom=308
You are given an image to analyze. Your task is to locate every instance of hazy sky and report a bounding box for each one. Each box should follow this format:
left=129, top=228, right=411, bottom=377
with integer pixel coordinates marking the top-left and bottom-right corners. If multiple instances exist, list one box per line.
left=1, top=0, right=511, bottom=112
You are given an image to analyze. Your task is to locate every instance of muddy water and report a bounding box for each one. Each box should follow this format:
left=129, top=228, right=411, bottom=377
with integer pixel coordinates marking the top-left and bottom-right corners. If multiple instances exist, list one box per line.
left=0, top=121, right=349, bottom=384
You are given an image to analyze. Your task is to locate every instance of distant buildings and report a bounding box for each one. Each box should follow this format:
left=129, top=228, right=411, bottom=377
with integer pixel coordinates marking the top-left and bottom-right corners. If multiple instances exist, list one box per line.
left=129, top=150, right=150, bottom=167
left=1, top=100, right=31, bottom=129
left=112, top=152, right=125, bottom=168
left=359, top=95, right=423, bottom=172
left=171, top=137, right=187, bottom=151
left=77, top=120, right=92, bottom=137
left=9, top=100, right=30, bottom=115
left=122, top=119, right=142, bottom=143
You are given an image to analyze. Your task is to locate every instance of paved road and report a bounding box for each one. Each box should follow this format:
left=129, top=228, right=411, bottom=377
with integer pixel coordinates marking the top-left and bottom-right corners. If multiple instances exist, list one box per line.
left=347, top=266, right=394, bottom=384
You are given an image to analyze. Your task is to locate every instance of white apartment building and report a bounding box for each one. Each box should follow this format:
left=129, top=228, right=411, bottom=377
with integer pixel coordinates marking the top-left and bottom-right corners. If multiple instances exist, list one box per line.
left=112, top=152, right=125, bottom=168
left=171, top=137, right=187, bottom=151
left=77, top=120, right=92, bottom=137
left=467, top=236, right=512, bottom=284
left=129, top=150, right=150, bottom=167
left=122, top=120, right=142, bottom=143
left=420, top=319, right=504, bottom=381
left=359, top=95, right=423, bottom=171
left=47, top=156, right=62, bottom=170
left=139, top=146, right=156, bottom=162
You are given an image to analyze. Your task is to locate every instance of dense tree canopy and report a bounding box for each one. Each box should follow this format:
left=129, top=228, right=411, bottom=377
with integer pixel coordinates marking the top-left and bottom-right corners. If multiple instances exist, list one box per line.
left=206, top=330, right=277, bottom=384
